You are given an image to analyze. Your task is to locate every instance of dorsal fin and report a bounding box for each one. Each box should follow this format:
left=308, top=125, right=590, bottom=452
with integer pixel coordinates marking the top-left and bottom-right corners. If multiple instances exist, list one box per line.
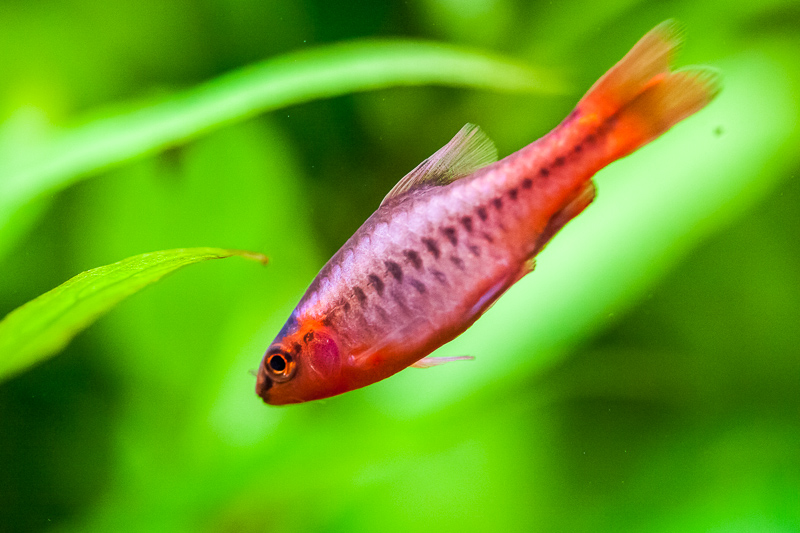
left=381, top=124, right=497, bottom=206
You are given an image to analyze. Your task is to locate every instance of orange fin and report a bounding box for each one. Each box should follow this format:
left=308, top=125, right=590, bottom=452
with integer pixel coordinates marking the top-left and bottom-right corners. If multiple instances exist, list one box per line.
left=411, top=355, right=475, bottom=369
left=532, top=181, right=596, bottom=256
left=615, top=68, right=721, bottom=149
left=579, top=20, right=682, bottom=119
left=577, top=20, right=721, bottom=158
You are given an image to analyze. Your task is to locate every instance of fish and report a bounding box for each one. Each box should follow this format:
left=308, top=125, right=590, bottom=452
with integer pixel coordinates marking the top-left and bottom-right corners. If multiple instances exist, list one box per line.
left=256, top=21, right=720, bottom=405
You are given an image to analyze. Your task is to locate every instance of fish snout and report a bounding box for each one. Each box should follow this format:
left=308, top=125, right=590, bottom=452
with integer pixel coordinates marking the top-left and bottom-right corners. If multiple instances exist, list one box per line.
left=255, top=366, right=272, bottom=403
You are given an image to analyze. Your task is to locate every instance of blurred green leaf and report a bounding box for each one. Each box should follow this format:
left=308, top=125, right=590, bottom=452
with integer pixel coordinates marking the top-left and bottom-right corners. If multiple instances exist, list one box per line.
left=0, top=248, right=267, bottom=383
left=0, top=40, right=565, bottom=259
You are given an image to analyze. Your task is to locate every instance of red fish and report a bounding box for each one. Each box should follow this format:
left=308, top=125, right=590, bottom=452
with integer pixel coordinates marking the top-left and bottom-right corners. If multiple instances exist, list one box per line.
left=256, top=22, right=719, bottom=405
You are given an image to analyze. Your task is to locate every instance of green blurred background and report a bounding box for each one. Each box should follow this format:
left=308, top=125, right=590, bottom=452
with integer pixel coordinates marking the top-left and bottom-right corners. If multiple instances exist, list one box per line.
left=1, top=0, right=799, bottom=531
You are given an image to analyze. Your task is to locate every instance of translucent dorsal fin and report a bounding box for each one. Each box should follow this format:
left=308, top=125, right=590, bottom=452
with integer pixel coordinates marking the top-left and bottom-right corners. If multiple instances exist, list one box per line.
left=381, top=124, right=497, bottom=206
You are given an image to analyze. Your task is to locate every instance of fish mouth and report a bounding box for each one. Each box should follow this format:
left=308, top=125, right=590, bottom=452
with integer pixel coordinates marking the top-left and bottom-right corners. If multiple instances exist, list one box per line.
left=255, top=370, right=273, bottom=402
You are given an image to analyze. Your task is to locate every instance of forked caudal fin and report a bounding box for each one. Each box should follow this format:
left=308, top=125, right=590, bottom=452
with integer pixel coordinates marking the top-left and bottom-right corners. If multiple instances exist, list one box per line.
left=576, top=20, right=721, bottom=159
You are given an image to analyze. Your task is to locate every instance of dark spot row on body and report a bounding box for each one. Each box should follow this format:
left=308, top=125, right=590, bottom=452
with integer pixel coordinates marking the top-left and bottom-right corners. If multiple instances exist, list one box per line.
left=403, top=249, right=423, bottom=270
left=477, top=207, right=488, bottom=221
left=423, top=238, right=440, bottom=259
left=460, top=216, right=473, bottom=233
left=508, top=188, right=519, bottom=201
left=385, top=260, right=403, bottom=282
left=354, top=286, right=367, bottom=304
left=442, top=227, right=458, bottom=246
left=392, top=290, right=411, bottom=315
left=468, top=245, right=481, bottom=257
left=431, top=269, right=447, bottom=284
left=368, top=273, right=384, bottom=295
left=596, top=114, right=617, bottom=136
left=493, top=197, right=503, bottom=210
left=481, top=231, right=494, bottom=243
left=409, top=278, right=426, bottom=294
left=375, top=305, right=389, bottom=322
left=523, top=125, right=602, bottom=190
left=449, top=255, right=465, bottom=270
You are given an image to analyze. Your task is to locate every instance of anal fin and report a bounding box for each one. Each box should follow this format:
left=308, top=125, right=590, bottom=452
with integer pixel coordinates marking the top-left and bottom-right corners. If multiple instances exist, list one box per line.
left=531, top=181, right=596, bottom=256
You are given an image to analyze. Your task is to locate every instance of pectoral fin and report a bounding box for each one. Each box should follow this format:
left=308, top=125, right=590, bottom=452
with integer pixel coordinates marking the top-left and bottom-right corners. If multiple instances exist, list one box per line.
left=411, top=356, right=475, bottom=369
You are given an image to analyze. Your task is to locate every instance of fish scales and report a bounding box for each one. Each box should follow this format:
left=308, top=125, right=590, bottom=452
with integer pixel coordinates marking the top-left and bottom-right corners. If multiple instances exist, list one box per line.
left=303, top=185, right=514, bottom=356
left=256, top=21, right=720, bottom=404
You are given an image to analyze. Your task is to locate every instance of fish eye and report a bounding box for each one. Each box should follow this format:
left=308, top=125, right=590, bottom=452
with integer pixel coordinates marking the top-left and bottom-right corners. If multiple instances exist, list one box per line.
left=269, top=354, right=286, bottom=372
left=265, top=350, right=296, bottom=382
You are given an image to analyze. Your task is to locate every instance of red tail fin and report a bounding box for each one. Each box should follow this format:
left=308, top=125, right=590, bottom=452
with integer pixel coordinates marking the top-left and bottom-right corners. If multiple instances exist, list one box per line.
left=578, top=21, right=721, bottom=159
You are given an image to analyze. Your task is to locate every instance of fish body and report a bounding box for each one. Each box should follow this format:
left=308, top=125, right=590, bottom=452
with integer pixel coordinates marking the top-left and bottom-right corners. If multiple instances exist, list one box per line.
left=256, top=22, right=719, bottom=404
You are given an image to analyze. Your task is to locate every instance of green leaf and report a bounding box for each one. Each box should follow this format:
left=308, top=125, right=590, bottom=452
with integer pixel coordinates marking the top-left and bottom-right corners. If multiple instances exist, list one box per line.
left=0, top=41, right=564, bottom=259
left=0, top=248, right=267, bottom=383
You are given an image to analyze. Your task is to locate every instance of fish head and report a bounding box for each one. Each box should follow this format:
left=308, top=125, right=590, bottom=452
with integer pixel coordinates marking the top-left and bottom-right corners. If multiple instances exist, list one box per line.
left=256, top=315, right=343, bottom=405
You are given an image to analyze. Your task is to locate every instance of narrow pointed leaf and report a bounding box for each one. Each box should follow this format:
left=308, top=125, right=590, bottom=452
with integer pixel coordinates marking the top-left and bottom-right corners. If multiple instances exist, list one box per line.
left=0, top=247, right=267, bottom=382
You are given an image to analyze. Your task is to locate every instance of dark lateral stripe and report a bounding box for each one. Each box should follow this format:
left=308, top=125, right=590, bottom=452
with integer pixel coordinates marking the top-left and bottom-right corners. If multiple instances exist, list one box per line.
left=385, top=260, right=403, bottom=282
left=403, top=249, right=423, bottom=270
left=368, top=274, right=384, bottom=295
left=423, top=238, right=441, bottom=259
left=441, top=227, right=458, bottom=246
